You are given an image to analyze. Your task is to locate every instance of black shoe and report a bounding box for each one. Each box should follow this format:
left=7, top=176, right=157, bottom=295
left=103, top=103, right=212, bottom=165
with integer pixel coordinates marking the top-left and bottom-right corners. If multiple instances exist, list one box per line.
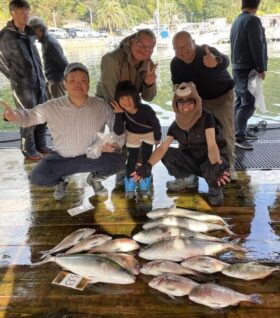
left=208, top=186, right=224, bottom=206
left=235, top=139, right=254, bottom=150
left=245, top=130, right=258, bottom=140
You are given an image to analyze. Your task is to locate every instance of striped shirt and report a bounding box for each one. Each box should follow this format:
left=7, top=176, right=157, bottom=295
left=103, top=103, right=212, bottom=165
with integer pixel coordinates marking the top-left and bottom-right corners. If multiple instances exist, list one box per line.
left=15, top=95, right=120, bottom=157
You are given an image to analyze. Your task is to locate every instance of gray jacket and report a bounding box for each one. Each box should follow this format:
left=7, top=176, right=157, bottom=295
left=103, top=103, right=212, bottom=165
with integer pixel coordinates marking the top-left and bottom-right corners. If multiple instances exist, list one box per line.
left=96, top=34, right=156, bottom=102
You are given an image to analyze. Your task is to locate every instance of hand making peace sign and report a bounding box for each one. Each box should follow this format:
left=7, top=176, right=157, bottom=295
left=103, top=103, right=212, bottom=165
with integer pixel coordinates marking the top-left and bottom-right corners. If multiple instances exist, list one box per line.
left=144, top=60, right=158, bottom=86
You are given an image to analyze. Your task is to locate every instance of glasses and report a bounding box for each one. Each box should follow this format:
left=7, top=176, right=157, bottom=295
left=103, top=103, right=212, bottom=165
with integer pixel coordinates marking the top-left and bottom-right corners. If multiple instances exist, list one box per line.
left=176, top=98, right=195, bottom=106
left=134, top=38, right=154, bottom=53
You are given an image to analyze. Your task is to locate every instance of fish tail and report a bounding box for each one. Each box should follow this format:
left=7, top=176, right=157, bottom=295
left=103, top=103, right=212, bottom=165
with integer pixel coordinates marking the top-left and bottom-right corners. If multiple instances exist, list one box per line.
left=250, top=294, right=262, bottom=304
left=39, top=250, right=50, bottom=259
left=31, top=255, right=54, bottom=266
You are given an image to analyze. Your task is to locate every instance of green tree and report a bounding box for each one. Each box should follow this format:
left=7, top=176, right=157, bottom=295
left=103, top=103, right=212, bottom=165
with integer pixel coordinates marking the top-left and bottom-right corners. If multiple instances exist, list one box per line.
left=96, top=0, right=125, bottom=33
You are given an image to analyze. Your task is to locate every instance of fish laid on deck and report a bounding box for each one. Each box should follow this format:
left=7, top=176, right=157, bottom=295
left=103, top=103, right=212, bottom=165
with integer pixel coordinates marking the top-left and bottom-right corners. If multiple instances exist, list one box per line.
left=142, top=216, right=234, bottom=236
left=139, top=237, right=247, bottom=261
left=221, top=262, right=280, bottom=280
left=149, top=273, right=199, bottom=298
left=40, top=228, right=96, bottom=258
left=188, top=283, right=262, bottom=309
left=147, top=206, right=228, bottom=225
left=181, top=256, right=230, bottom=274
left=64, top=234, right=112, bottom=255
left=133, top=226, right=225, bottom=245
left=32, top=254, right=136, bottom=284
left=140, top=259, right=200, bottom=276
left=100, top=252, right=140, bottom=275
left=88, top=238, right=140, bottom=253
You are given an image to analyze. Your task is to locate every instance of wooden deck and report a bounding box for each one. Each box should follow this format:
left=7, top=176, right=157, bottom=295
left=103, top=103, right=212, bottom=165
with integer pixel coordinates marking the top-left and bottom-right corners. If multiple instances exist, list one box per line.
left=0, top=148, right=280, bottom=318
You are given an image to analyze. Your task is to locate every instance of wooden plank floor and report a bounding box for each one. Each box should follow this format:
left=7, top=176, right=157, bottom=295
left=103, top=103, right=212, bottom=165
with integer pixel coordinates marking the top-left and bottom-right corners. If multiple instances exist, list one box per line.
left=0, top=149, right=280, bottom=318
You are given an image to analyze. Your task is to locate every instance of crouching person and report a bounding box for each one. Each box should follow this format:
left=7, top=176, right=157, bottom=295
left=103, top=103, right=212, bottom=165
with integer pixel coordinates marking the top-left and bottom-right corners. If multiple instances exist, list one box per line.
left=1, top=63, right=125, bottom=200
left=132, top=82, right=230, bottom=206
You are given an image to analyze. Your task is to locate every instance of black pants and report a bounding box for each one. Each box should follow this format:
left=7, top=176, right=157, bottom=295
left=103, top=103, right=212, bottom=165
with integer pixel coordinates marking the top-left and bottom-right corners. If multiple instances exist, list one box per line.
left=126, top=142, right=153, bottom=177
left=13, top=85, right=48, bottom=157
left=161, top=147, right=228, bottom=187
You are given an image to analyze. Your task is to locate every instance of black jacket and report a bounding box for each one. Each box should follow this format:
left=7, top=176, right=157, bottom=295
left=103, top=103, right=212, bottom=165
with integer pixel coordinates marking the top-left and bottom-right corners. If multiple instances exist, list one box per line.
left=230, top=11, right=268, bottom=73
left=0, top=21, right=45, bottom=90
left=170, top=45, right=234, bottom=100
left=39, top=32, right=68, bottom=82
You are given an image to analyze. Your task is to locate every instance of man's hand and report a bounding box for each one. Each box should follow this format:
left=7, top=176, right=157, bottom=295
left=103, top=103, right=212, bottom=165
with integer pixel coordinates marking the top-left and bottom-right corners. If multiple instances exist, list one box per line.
left=213, top=160, right=231, bottom=186
left=131, top=162, right=152, bottom=182
left=101, top=142, right=119, bottom=153
left=258, top=72, right=266, bottom=80
left=110, top=100, right=123, bottom=113
left=144, top=61, right=157, bottom=86
left=203, top=46, right=219, bottom=68
left=0, top=100, right=18, bottom=122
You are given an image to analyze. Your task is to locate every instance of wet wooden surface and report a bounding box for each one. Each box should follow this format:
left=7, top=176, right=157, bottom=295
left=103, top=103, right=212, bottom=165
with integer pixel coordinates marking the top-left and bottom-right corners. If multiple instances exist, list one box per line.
left=0, top=149, right=280, bottom=318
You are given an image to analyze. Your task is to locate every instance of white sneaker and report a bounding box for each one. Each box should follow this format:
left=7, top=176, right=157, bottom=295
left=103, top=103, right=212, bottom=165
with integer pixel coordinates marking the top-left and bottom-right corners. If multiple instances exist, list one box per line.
left=166, top=175, right=198, bottom=191
left=229, top=166, right=238, bottom=181
left=53, top=179, right=69, bottom=201
left=87, top=173, right=108, bottom=197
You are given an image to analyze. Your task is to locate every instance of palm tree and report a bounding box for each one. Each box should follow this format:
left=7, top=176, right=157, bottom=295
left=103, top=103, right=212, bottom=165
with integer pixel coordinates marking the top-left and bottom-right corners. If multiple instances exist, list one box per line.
left=96, top=0, right=125, bottom=34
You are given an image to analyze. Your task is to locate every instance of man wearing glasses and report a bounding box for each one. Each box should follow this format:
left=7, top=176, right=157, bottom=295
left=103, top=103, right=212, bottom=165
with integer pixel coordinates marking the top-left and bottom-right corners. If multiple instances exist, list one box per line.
left=96, top=29, right=157, bottom=187
left=169, top=31, right=236, bottom=191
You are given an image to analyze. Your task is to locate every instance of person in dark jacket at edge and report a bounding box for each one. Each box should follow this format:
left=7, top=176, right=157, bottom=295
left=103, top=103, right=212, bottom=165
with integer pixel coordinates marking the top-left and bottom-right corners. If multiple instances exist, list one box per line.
left=0, top=0, right=49, bottom=160
left=170, top=31, right=237, bottom=192
left=131, top=82, right=230, bottom=206
left=230, top=0, right=268, bottom=150
left=28, top=16, right=69, bottom=99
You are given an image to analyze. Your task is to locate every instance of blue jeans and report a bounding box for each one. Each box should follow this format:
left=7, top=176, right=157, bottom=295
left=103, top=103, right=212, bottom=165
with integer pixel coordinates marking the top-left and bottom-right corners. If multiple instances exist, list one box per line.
left=30, top=151, right=125, bottom=186
left=232, top=69, right=255, bottom=140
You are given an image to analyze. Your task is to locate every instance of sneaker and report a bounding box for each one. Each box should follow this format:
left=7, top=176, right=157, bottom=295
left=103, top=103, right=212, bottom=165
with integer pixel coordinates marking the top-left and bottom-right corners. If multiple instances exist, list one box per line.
left=235, top=139, right=254, bottom=150
left=245, top=130, right=258, bottom=140
left=25, top=151, right=43, bottom=161
left=124, top=177, right=136, bottom=198
left=166, top=175, right=198, bottom=192
left=53, top=179, right=69, bottom=201
left=115, top=170, right=126, bottom=187
left=208, top=186, right=224, bottom=206
left=87, top=173, right=108, bottom=197
left=125, top=191, right=135, bottom=199
left=139, top=176, right=152, bottom=198
left=229, top=166, right=238, bottom=181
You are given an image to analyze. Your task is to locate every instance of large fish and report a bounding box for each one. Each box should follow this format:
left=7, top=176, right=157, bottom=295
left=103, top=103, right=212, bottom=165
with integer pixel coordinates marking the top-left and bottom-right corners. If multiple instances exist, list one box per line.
left=181, top=256, right=230, bottom=274
left=88, top=238, right=140, bottom=253
left=100, top=252, right=140, bottom=275
left=221, top=262, right=280, bottom=280
left=40, top=228, right=96, bottom=258
left=142, top=216, right=234, bottom=236
left=189, top=283, right=262, bottom=309
left=149, top=273, right=199, bottom=298
left=139, top=238, right=247, bottom=261
left=133, top=226, right=225, bottom=245
left=147, top=206, right=228, bottom=225
left=65, top=234, right=112, bottom=255
left=32, top=254, right=135, bottom=284
left=140, top=259, right=200, bottom=276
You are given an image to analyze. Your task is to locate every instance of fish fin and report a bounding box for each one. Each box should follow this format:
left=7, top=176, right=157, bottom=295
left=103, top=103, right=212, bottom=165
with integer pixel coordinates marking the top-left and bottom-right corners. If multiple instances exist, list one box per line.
left=31, top=255, right=54, bottom=266
left=167, top=294, right=176, bottom=300
left=250, top=294, right=262, bottom=304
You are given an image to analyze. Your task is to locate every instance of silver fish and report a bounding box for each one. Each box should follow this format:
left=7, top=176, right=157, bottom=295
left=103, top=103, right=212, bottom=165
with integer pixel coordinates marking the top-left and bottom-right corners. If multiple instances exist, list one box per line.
left=139, top=238, right=247, bottom=261
left=88, top=238, right=140, bottom=253
left=65, top=234, right=112, bottom=255
left=142, top=216, right=234, bottom=236
left=149, top=273, right=199, bottom=298
left=140, top=259, right=200, bottom=276
left=133, top=226, right=224, bottom=245
left=181, top=256, right=230, bottom=274
left=147, top=206, right=228, bottom=225
left=189, top=283, right=262, bottom=309
left=32, top=254, right=135, bottom=284
left=222, top=262, right=280, bottom=280
left=40, top=228, right=96, bottom=258
left=100, top=252, right=140, bottom=275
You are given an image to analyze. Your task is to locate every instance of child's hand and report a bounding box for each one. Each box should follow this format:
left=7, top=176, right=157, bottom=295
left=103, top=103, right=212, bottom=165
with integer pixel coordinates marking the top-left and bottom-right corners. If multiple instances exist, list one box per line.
left=217, top=170, right=230, bottom=187
left=131, top=163, right=152, bottom=181
left=110, top=100, right=123, bottom=113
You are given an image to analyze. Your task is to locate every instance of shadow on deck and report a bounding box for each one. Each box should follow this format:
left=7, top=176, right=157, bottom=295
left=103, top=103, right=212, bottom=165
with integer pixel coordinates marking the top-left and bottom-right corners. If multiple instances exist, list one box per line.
left=0, top=149, right=280, bottom=317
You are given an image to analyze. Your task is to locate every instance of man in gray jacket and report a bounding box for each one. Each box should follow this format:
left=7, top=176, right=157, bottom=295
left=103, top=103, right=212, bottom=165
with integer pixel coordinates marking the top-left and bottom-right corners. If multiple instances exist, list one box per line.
left=0, top=0, right=48, bottom=160
left=29, top=17, right=69, bottom=99
left=230, top=0, right=267, bottom=150
left=96, top=29, right=158, bottom=186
